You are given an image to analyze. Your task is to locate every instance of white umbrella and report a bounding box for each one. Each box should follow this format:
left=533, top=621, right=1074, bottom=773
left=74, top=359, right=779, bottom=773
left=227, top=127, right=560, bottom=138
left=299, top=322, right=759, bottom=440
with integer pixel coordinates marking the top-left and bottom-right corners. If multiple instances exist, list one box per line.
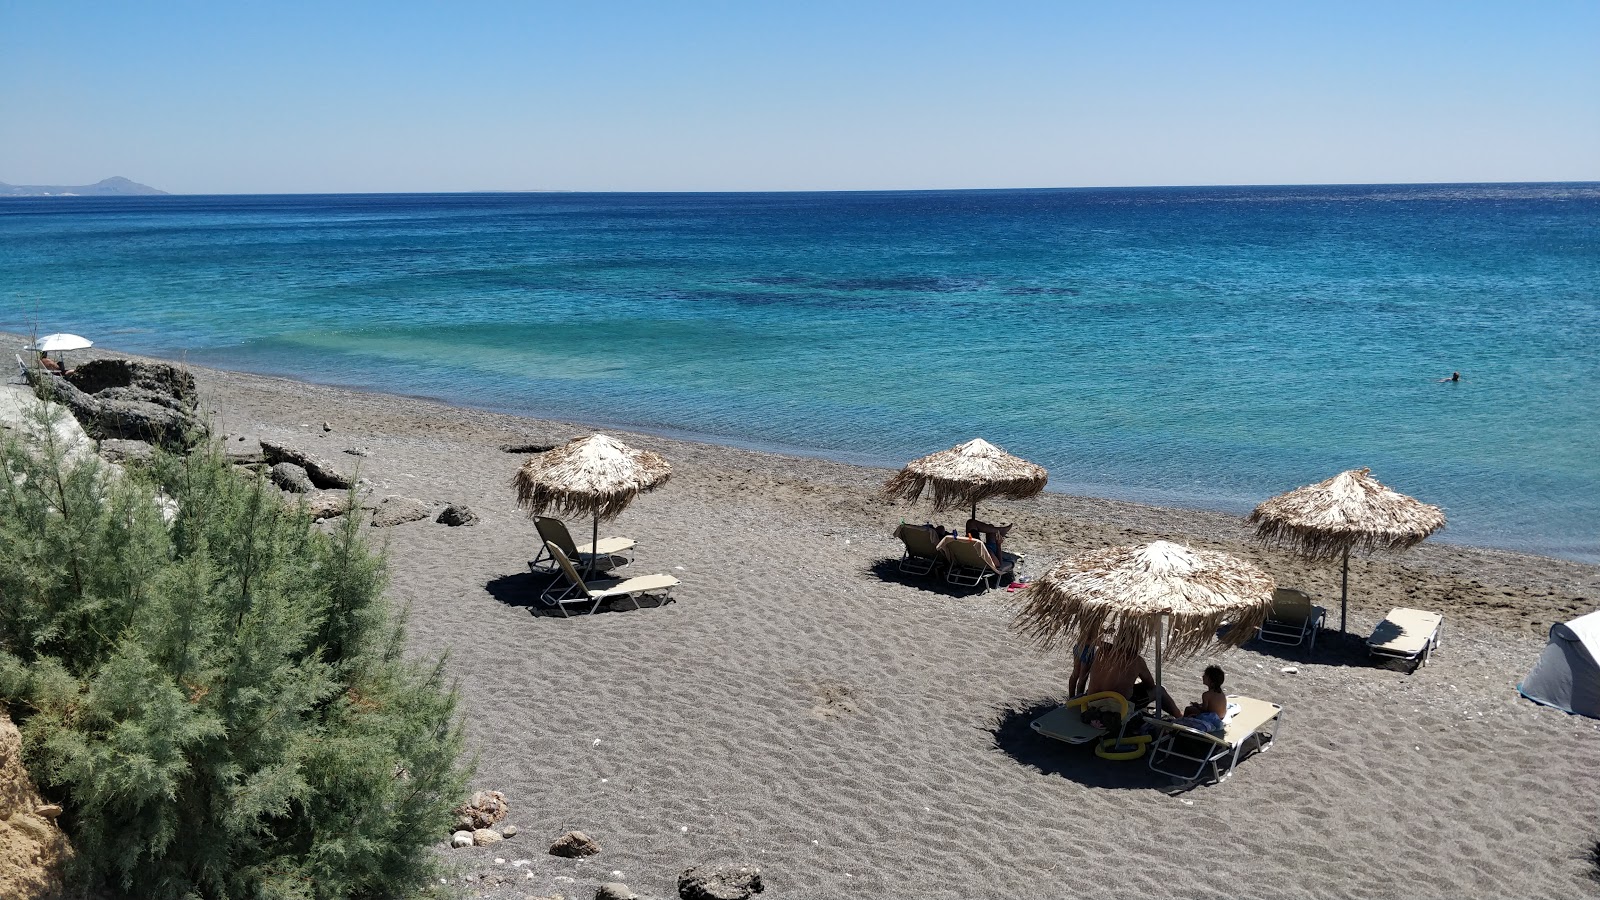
left=27, top=333, right=93, bottom=352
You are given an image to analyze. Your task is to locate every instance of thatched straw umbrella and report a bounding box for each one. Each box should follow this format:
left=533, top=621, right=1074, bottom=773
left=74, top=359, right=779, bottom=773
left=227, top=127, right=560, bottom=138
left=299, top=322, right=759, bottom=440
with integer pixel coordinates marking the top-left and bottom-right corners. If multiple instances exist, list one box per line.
left=1248, top=467, right=1445, bottom=633
left=511, top=433, right=671, bottom=573
left=882, top=438, right=1047, bottom=522
left=1012, top=541, right=1275, bottom=688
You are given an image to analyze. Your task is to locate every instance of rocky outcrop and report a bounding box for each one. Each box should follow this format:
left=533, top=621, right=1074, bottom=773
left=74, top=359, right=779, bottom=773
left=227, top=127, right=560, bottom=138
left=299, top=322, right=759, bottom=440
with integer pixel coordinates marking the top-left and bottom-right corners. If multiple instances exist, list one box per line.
left=679, top=865, right=763, bottom=900
left=98, top=438, right=155, bottom=465
left=66, top=358, right=198, bottom=407
left=549, top=830, right=601, bottom=858
left=30, top=358, right=205, bottom=451
left=259, top=441, right=353, bottom=490
left=1, top=709, right=73, bottom=900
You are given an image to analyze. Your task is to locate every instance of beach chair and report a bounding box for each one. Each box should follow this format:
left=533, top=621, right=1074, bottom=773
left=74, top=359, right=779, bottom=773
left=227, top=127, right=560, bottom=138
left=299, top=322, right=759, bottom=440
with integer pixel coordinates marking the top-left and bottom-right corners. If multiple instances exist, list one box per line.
left=1256, top=587, right=1327, bottom=652
left=538, top=541, right=678, bottom=617
left=1366, top=607, right=1442, bottom=668
left=1030, top=691, right=1155, bottom=760
left=12, top=355, right=26, bottom=384
left=529, top=515, right=635, bottom=575
left=893, top=523, right=945, bottom=576
left=939, top=535, right=1020, bottom=590
left=1145, top=695, right=1283, bottom=784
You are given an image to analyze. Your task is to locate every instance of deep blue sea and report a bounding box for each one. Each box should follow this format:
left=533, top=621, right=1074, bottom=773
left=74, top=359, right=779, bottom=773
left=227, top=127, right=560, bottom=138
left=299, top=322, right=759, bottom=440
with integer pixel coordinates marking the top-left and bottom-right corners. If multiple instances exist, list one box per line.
left=3, top=185, right=1597, bottom=562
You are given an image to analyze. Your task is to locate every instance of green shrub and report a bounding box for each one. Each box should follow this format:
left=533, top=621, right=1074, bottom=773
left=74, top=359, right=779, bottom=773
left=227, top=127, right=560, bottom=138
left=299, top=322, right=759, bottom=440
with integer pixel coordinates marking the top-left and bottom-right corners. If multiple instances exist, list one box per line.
left=0, top=405, right=469, bottom=899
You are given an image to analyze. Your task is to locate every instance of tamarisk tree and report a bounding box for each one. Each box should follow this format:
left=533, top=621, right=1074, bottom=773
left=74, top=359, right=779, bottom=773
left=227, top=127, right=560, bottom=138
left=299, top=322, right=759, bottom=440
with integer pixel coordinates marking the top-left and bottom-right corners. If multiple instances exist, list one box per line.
left=0, top=406, right=469, bottom=900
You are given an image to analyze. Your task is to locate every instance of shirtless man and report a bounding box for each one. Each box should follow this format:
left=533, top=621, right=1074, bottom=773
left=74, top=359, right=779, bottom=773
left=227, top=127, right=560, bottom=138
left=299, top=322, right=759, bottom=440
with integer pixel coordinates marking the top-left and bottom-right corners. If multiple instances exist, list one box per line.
left=1084, top=641, right=1180, bottom=716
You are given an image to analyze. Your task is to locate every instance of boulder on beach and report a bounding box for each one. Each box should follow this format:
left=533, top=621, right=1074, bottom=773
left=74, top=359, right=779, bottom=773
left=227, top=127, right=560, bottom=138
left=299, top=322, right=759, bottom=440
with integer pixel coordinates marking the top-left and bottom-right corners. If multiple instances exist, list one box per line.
left=549, top=830, right=601, bottom=858
left=99, top=437, right=156, bottom=465
left=270, top=462, right=315, bottom=494
left=678, top=865, right=763, bottom=900
left=437, top=503, right=478, bottom=526
left=372, top=495, right=431, bottom=527
left=453, top=790, right=510, bottom=830
left=260, top=440, right=353, bottom=490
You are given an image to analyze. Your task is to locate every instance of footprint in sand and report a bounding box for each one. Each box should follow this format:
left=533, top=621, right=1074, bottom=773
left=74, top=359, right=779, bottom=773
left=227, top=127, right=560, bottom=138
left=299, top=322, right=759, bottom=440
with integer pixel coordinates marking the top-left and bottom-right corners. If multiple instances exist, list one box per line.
left=809, top=682, right=861, bottom=720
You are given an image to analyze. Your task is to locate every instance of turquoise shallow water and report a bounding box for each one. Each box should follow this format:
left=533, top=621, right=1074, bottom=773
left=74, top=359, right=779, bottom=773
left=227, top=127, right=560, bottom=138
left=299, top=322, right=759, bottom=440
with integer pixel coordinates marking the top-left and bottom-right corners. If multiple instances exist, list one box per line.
left=3, top=185, right=1597, bottom=561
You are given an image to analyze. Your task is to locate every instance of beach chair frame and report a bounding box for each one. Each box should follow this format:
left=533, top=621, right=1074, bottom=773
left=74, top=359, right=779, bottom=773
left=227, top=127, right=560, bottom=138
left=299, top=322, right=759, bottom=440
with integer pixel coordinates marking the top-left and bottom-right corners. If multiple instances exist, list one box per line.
left=1366, top=608, right=1442, bottom=668
left=539, top=541, right=678, bottom=617
left=894, top=524, right=945, bottom=576
left=1031, top=690, right=1157, bottom=759
left=1257, top=587, right=1327, bottom=652
left=940, top=536, right=1019, bottom=590
left=1145, top=696, right=1283, bottom=784
left=529, top=515, right=635, bottom=575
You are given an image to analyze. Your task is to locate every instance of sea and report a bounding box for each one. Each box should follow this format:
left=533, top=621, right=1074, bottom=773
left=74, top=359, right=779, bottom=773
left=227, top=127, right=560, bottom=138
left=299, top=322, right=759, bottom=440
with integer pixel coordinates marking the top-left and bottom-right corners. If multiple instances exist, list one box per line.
left=2, top=185, right=1597, bottom=562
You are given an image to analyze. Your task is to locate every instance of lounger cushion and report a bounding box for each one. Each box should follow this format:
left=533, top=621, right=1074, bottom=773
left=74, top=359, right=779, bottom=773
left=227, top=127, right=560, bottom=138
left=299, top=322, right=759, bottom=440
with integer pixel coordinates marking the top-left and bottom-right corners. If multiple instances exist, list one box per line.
left=1367, top=608, right=1442, bottom=654
left=590, top=572, right=679, bottom=599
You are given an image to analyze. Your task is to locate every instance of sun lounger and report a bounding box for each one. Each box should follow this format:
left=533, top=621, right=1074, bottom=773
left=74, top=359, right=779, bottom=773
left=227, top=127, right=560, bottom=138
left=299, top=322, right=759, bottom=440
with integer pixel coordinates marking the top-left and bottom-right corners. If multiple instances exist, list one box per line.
left=1256, top=587, right=1326, bottom=652
left=1031, top=691, right=1155, bottom=759
left=1145, top=695, right=1283, bottom=783
left=1366, top=607, right=1442, bottom=668
left=538, top=541, right=678, bottom=616
left=894, top=523, right=945, bottom=576
left=530, top=515, right=635, bottom=575
left=939, top=535, right=1021, bottom=590
left=13, top=354, right=26, bottom=384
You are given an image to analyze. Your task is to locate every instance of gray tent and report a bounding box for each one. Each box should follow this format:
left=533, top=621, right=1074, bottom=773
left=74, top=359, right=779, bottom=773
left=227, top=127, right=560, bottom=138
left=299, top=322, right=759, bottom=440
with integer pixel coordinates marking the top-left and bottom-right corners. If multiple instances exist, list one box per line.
left=1518, top=610, right=1600, bottom=719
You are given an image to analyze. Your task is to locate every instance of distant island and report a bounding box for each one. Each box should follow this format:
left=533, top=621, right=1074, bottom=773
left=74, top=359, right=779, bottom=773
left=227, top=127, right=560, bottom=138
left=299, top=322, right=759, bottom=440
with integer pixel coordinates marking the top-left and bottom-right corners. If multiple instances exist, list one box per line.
left=0, top=176, right=167, bottom=197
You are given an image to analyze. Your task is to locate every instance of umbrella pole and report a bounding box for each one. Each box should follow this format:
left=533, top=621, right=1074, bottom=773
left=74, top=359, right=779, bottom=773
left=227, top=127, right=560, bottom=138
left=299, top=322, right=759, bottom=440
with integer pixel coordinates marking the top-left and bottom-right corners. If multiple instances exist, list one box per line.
left=1153, top=615, right=1164, bottom=693
left=591, top=514, right=601, bottom=578
left=1340, top=546, right=1350, bottom=633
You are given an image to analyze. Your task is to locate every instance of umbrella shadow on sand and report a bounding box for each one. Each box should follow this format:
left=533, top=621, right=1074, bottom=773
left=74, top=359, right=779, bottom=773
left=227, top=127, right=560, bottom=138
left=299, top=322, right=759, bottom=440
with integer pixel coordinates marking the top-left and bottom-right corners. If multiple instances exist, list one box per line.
left=988, top=699, right=1179, bottom=792
left=1234, top=628, right=1418, bottom=673
left=866, top=558, right=999, bottom=596
left=484, top=570, right=672, bottom=618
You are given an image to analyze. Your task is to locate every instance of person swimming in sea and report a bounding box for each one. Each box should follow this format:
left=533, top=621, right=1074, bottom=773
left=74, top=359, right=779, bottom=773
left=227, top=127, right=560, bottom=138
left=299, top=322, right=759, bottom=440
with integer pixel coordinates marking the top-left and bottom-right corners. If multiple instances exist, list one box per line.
left=1438, top=371, right=1461, bottom=383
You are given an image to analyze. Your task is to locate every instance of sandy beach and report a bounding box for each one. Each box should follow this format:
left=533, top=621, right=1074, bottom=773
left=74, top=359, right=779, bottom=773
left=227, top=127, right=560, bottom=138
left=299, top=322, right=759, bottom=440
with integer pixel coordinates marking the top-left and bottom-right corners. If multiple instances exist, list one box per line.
left=11, top=343, right=1600, bottom=899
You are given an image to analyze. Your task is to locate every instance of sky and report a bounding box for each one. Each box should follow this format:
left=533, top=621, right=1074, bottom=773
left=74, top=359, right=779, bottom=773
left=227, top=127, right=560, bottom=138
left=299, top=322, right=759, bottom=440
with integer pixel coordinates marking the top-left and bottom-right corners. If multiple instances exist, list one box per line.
left=1, top=1, right=1597, bottom=193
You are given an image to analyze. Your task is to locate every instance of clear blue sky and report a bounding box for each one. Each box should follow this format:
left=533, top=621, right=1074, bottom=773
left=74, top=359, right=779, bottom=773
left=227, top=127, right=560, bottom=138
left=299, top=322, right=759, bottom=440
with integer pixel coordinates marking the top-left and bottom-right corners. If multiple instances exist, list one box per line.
left=2, top=1, right=1596, bottom=193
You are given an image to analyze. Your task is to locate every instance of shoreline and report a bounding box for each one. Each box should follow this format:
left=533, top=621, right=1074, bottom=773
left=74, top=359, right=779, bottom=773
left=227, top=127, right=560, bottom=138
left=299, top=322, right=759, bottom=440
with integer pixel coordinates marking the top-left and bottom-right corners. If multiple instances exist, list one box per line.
left=13, top=332, right=1595, bottom=570
left=11, top=336, right=1599, bottom=898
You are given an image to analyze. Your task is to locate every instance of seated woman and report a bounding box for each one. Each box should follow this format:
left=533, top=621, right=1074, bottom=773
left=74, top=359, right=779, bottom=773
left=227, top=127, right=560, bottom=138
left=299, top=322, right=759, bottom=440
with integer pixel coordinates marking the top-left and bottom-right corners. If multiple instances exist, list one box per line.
left=963, top=518, right=1013, bottom=560
left=38, top=352, right=64, bottom=375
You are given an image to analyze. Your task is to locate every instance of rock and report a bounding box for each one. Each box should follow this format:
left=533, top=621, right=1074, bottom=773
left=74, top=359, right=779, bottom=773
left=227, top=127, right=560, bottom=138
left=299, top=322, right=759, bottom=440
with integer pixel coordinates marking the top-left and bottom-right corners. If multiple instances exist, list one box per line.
left=549, top=830, right=601, bottom=859
left=271, top=462, right=315, bottom=494
left=322, top=421, right=333, bottom=432
left=596, top=883, right=637, bottom=900
left=34, top=804, right=62, bottom=819
left=344, top=447, right=371, bottom=457
left=678, top=865, right=763, bottom=900
left=454, top=790, right=510, bottom=830
left=34, top=358, right=206, bottom=451
left=372, top=495, right=431, bottom=527
left=99, top=438, right=155, bottom=464
left=451, top=830, right=475, bottom=849
left=302, top=491, right=349, bottom=519
left=474, top=828, right=504, bottom=846
left=260, top=440, right=354, bottom=490
left=502, top=823, right=520, bottom=837
left=1281, top=666, right=1299, bottom=675
left=225, top=436, right=265, bottom=464
left=66, top=358, right=199, bottom=407
left=437, top=503, right=479, bottom=526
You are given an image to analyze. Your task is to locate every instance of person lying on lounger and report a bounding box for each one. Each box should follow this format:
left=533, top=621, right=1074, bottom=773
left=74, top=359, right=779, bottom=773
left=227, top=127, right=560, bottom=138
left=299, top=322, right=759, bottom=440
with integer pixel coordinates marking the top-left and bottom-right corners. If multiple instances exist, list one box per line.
left=964, top=518, right=1012, bottom=558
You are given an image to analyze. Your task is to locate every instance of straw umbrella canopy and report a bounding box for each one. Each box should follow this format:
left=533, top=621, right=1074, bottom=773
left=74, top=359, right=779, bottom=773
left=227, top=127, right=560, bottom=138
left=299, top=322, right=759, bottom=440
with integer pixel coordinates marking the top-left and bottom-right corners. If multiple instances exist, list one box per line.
left=1248, top=467, right=1445, bottom=633
left=1012, top=541, right=1275, bottom=688
left=882, top=438, right=1047, bottom=522
left=511, top=433, right=671, bottom=572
